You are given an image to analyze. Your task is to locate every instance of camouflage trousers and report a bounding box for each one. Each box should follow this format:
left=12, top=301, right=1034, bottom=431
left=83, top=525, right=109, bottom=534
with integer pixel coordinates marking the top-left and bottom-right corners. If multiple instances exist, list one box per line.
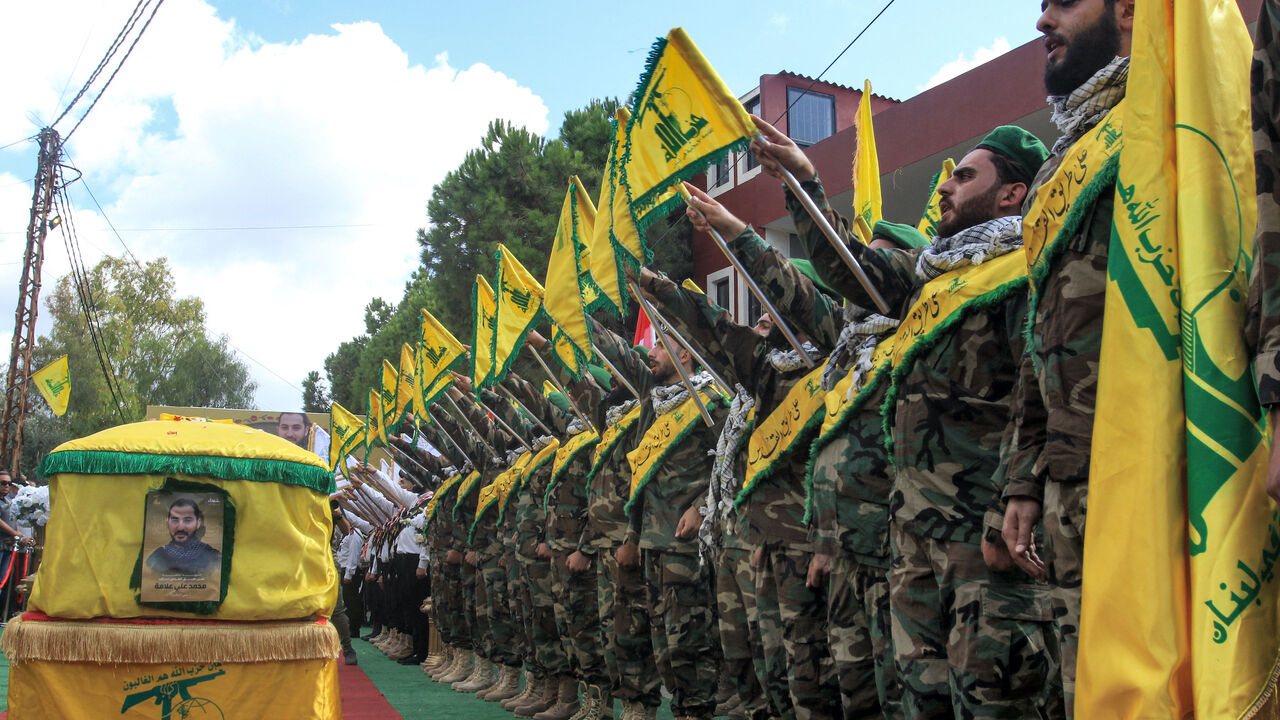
left=715, top=545, right=774, bottom=720
left=461, top=561, right=481, bottom=652
left=439, top=559, right=471, bottom=646
left=889, top=527, right=1061, bottom=720
left=523, top=556, right=571, bottom=675
left=601, top=547, right=662, bottom=706
left=508, top=551, right=539, bottom=672
left=481, top=555, right=521, bottom=667
left=827, top=554, right=899, bottom=718
left=1042, top=480, right=1085, bottom=718
left=756, top=544, right=840, bottom=720
left=642, top=549, right=720, bottom=718
left=551, top=551, right=609, bottom=686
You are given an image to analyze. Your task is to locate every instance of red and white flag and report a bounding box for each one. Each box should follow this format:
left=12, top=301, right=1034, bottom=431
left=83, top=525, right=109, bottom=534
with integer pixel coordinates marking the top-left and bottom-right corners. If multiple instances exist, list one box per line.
left=633, top=306, right=655, bottom=350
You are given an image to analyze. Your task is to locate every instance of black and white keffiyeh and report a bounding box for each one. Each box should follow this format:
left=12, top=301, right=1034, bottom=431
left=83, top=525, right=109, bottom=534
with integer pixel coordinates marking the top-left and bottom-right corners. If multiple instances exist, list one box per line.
left=1048, top=55, right=1129, bottom=155
left=916, top=216, right=1024, bottom=281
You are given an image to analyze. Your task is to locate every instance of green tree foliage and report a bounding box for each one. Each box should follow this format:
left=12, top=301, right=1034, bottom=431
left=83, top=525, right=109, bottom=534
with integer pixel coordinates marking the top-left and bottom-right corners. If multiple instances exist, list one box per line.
left=301, top=370, right=330, bottom=413
left=322, top=97, right=694, bottom=404
left=19, top=256, right=256, bottom=474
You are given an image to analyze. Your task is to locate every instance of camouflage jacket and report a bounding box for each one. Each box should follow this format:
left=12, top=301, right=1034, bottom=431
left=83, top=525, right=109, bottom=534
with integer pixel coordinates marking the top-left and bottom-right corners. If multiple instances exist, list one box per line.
left=580, top=320, right=646, bottom=553
left=1248, top=2, right=1280, bottom=408
left=726, top=226, right=893, bottom=563
left=505, top=371, right=602, bottom=554
left=1002, top=134, right=1119, bottom=500
left=787, top=177, right=1027, bottom=544
left=592, top=312, right=726, bottom=554
left=647, top=255, right=837, bottom=549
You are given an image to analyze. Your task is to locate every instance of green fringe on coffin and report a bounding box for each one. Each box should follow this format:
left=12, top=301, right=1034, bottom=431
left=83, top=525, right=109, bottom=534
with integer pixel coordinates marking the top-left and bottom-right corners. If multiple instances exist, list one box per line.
left=38, top=450, right=335, bottom=494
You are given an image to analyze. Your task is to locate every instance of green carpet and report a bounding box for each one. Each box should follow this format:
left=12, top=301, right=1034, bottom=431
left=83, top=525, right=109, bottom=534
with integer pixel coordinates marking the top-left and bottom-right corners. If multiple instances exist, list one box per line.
left=353, top=641, right=676, bottom=720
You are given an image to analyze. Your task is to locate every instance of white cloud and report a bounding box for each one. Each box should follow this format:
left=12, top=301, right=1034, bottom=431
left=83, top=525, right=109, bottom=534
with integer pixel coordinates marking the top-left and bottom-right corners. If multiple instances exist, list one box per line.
left=0, top=0, right=549, bottom=412
left=770, top=13, right=791, bottom=32
left=917, top=37, right=1012, bottom=92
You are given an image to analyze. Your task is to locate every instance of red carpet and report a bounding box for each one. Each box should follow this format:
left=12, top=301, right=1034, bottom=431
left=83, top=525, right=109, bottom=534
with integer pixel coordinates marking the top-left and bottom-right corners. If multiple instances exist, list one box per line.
left=339, top=659, right=403, bottom=719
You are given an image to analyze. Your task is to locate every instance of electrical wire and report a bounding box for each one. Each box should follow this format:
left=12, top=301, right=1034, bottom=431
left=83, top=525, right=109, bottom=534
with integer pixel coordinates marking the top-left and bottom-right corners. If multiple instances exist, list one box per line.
left=770, top=0, right=899, bottom=126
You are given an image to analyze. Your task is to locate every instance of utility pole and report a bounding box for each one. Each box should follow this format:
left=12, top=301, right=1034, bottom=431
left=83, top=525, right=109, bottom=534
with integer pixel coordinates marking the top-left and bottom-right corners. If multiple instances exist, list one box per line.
left=0, top=129, right=62, bottom=474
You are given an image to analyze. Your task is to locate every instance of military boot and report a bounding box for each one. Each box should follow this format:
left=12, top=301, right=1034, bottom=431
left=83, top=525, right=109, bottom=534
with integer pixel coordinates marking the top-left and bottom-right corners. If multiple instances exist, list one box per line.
left=532, top=675, right=581, bottom=720
left=438, top=648, right=474, bottom=684
left=514, top=673, right=559, bottom=718
left=453, top=657, right=495, bottom=693
left=429, top=646, right=461, bottom=681
left=480, top=664, right=522, bottom=701
left=503, top=671, right=542, bottom=711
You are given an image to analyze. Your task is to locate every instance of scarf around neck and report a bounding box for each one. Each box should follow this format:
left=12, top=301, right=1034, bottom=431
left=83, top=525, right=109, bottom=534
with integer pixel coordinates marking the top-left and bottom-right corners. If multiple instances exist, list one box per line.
left=1048, top=55, right=1129, bottom=155
left=916, top=216, right=1024, bottom=281
left=650, top=370, right=715, bottom=415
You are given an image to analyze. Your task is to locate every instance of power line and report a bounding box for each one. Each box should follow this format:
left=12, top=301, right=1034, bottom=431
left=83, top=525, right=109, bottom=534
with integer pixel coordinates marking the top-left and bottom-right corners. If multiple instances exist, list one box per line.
left=0, top=222, right=385, bottom=235
left=771, top=0, right=899, bottom=125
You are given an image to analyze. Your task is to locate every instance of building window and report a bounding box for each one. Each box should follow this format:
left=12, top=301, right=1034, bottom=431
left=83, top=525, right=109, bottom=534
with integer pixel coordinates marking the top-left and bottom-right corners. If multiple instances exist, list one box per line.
left=786, top=87, right=835, bottom=147
left=709, top=156, right=731, bottom=189
left=788, top=233, right=809, bottom=260
left=747, top=292, right=762, bottom=326
left=743, top=96, right=762, bottom=171
left=713, top=278, right=731, bottom=310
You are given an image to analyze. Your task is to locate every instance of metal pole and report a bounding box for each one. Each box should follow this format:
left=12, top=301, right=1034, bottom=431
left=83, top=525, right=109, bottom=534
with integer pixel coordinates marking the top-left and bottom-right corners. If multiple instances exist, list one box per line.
left=686, top=199, right=815, bottom=369
left=443, top=393, right=503, bottom=456
left=629, top=281, right=715, bottom=427
left=424, top=407, right=475, bottom=469
left=387, top=443, right=431, bottom=479
left=474, top=395, right=536, bottom=453
left=498, top=385, right=555, bottom=437
left=527, top=346, right=598, bottom=434
left=590, top=344, right=641, bottom=400
left=773, top=160, right=892, bottom=315
left=629, top=293, right=733, bottom=397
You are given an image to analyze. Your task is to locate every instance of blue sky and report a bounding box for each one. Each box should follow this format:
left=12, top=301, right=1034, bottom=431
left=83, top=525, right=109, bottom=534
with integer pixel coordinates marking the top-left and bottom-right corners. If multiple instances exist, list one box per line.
left=0, top=0, right=1049, bottom=411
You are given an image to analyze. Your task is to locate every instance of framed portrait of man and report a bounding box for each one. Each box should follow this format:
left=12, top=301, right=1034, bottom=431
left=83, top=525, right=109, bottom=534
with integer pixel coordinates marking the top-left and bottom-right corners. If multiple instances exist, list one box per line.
left=139, top=488, right=226, bottom=604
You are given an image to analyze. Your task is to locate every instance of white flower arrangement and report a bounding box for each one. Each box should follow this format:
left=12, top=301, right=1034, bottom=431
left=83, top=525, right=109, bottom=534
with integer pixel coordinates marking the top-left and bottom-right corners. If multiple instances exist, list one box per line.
left=11, top=485, right=50, bottom=528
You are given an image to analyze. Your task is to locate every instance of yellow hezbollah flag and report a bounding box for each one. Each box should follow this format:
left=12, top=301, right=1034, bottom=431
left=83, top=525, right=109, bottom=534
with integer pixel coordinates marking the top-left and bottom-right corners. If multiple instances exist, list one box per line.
left=622, top=27, right=756, bottom=233
left=418, top=308, right=466, bottom=412
left=472, top=275, right=498, bottom=394
left=545, top=177, right=598, bottom=378
left=917, top=158, right=956, bottom=238
left=493, top=244, right=545, bottom=384
left=590, top=108, right=639, bottom=313
left=396, top=343, right=415, bottom=423
left=1078, top=1, right=1275, bottom=717
left=32, top=354, right=70, bottom=417
left=380, top=360, right=399, bottom=430
left=852, top=79, right=882, bottom=231
left=364, top=387, right=387, bottom=458
left=328, top=402, right=365, bottom=471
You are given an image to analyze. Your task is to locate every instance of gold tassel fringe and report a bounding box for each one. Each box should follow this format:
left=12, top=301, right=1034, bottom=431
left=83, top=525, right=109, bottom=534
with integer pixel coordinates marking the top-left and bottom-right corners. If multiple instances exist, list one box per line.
left=1, top=616, right=340, bottom=665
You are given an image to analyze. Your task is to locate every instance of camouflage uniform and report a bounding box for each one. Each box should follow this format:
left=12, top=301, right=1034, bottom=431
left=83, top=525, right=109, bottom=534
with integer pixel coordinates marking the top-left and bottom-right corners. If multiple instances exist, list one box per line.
left=790, top=176, right=1059, bottom=719
left=506, top=372, right=611, bottom=692
left=1001, top=63, right=1132, bottom=717
left=729, top=225, right=900, bottom=718
left=594, top=320, right=726, bottom=719
left=1251, top=1, right=1280, bottom=408
left=574, top=325, right=663, bottom=709
left=647, top=263, right=842, bottom=720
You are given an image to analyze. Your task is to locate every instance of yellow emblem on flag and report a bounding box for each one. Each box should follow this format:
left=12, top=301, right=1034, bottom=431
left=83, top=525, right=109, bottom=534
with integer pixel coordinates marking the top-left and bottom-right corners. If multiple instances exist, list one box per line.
left=916, top=158, right=955, bottom=238
left=852, top=79, right=882, bottom=233
left=364, top=388, right=387, bottom=458
left=1076, top=2, right=1276, bottom=717
left=380, top=360, right=400, bottom=430
left=545, top=177, right=599, bottom=378
left=418, top=308, right=465, bottom=413
left=328, top=402, right=366, bottom=472
left=493, top=244, right=545, bottom=385
left=32, top=354, right=70, bottom=417
left=622, top=27, right=756, bottom=233
left=472, top=275, right=498, bottom=394
left=396, top=343, right=415, bottom=424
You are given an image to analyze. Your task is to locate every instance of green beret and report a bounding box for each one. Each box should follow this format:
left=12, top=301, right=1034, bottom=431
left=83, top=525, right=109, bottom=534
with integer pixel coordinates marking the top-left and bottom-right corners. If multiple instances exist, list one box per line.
left=975, top=125, right=1049, bottom=186
left=546, top=392, right=570, bottom=414
left=872, top=220, right=930, bottom=249
left=586, top=364, right=613, bottom=389
left=790, top=258, right=838, bottom=299
left=632, top=345, right=650, bottom=360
